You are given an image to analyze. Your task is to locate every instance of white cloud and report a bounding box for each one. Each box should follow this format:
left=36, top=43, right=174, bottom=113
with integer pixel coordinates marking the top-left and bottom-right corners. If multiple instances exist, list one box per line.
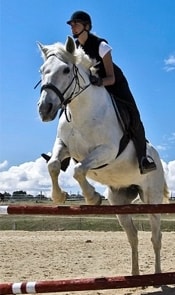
left=156, top=133, right=175, bottom=157
left=156, top=145, right=167, bottom=151
left=0, top=160, right=9, bottom=171
left=0, top=158, right=51, bottom=196
left=168, top=132, right=175, bottom=143
left=164, top=54, right=175, bottom=72
left=163, top=160, right=175, bottom=192
left=0, top=158, right=175, bottom=197
left=0, top=157, right=104, bottom=197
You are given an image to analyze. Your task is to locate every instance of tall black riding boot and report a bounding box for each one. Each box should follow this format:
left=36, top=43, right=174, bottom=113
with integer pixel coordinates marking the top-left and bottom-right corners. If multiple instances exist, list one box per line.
left=131, top=121, right=156, bottom=174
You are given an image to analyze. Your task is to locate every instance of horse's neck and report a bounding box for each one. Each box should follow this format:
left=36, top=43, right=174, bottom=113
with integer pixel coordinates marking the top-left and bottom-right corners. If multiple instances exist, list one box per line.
left=68, top=86, right=108, bottom=118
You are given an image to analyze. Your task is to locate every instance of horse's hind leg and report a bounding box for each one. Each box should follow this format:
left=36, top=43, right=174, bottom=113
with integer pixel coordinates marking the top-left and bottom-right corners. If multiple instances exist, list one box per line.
left=108, top=186, right=139, bottom=275
left=118, top=213, right=139, bottom=275
left=149, top=213, right=162, bottom=273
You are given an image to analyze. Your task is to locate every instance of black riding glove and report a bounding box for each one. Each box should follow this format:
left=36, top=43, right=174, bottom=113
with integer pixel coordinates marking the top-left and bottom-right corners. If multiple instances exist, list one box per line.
left=89, top=75, right=103, bottom=86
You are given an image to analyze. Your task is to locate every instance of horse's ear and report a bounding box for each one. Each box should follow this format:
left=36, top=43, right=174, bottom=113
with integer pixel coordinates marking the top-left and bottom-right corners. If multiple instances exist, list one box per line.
left=37, top=42, right=48, bottom=59
left=65, top=36, right=76, bottom=54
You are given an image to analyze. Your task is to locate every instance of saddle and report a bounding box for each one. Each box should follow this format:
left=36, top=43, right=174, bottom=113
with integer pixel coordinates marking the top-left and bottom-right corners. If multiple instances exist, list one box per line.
left=110, top=94, right=131, bottom=157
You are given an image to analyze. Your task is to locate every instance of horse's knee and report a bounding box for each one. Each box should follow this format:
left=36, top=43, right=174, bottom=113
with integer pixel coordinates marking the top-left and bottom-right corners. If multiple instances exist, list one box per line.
left=48, top=159, right=61, bottom=175
left=73, top=163, right=86, bottom=181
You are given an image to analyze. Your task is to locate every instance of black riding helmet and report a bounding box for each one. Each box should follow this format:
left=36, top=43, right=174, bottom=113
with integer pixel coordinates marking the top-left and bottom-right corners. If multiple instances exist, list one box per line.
left=67, top=11, right=92, bottom=30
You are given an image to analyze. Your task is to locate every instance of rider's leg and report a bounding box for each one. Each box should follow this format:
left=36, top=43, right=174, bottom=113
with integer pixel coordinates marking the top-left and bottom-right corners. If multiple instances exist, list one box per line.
left=106, top=80, right=156, bottom=174
left=130, top=117, right=156, bottom=174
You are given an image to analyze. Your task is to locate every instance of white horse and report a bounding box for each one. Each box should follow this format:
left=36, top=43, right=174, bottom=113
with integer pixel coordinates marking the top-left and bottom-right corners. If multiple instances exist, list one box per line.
left=37, top=36, right=169, bottom=275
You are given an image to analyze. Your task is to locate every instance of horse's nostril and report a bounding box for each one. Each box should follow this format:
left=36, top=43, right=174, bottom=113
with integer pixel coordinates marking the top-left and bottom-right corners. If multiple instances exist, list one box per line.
left=47, top=103, right=52, bottom=113
left=39, top=103, right=52, bottom=113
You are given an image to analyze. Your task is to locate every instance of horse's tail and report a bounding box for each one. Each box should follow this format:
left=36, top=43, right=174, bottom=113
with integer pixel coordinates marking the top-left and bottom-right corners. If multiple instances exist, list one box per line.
left=163, top=180, right=170, bottom=203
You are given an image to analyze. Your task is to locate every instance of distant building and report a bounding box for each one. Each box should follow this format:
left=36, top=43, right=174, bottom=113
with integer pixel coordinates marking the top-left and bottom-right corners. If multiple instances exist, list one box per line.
left=170, top=191, right=175, bottom=200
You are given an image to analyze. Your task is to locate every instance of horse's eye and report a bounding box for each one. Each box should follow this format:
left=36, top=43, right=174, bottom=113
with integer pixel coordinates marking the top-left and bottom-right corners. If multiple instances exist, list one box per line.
left=63, top=67, right=70, bottom=74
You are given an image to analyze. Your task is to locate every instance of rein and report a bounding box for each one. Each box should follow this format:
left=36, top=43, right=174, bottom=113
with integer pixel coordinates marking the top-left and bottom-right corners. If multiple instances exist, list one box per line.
left=35, top=54, right=91, bottom=121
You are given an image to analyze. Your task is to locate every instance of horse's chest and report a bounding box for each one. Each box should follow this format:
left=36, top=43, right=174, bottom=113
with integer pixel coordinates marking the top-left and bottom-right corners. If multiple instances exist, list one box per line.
left=61, top=118, right=101, bottom=144
left=60, top=127, right=91, bottom=159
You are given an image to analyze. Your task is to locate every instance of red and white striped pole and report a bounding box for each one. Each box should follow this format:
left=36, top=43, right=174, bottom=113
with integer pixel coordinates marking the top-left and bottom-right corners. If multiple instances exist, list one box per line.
left=1, top=272, right=175, bottom=294
left=1, top=204, right=175, bottom=215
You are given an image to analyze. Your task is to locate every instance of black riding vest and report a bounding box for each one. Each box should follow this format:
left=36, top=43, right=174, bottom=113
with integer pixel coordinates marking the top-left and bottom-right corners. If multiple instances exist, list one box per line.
left=76, top=33, right=126, bottom=86
left=76, top=33, right=140, bottom=115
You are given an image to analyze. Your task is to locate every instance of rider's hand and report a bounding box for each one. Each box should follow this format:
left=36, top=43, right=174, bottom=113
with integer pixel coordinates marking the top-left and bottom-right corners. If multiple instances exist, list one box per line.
left=89, top=75, right=103, bottom=86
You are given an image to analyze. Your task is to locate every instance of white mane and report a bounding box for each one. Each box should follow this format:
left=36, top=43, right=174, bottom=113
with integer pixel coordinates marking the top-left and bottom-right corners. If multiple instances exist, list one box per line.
left=41, top=42, right=97, bottom=73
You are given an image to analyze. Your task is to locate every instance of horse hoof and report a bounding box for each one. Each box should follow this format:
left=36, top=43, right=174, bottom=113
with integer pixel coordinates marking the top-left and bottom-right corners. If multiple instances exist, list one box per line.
left=52, top=192, right=68, bottom=204
left=95, top=194, right=102, bottom=205
left=86, top=193, right=102, bottom=205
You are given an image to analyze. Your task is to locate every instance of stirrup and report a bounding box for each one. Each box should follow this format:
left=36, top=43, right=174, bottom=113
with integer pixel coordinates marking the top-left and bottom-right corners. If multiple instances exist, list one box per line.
left=140, top=156, right=156, bottom=175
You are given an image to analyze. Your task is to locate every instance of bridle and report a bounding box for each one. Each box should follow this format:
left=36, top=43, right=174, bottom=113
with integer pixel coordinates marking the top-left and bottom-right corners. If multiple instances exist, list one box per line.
left=35, top=54, right=91, bottom=121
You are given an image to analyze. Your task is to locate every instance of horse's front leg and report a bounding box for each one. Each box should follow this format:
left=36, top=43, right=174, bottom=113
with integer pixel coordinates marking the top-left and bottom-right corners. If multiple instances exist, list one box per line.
left=73, top=162, right=102, bottom=205
left=48, top=138, right=70, bottom=204
left=73, top=145, right=116, bottom=205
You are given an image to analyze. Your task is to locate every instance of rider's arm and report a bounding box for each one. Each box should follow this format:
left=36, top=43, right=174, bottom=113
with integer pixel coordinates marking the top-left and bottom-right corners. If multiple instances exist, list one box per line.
left=99, top=41, right=115, bottom=86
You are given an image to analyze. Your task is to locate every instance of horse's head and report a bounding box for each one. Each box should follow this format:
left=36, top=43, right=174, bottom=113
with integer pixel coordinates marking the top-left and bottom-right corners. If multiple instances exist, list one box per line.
left=37, top=36, right=94, bottom=122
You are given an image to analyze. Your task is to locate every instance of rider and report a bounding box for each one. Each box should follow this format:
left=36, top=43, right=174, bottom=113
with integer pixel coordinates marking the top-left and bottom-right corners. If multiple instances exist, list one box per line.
left=66, top=10, right=156, bottom=175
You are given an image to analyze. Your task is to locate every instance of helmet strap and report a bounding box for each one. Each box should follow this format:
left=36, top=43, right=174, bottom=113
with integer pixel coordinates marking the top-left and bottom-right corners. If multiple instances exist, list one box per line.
left=73, top=25, right=89, bottom=39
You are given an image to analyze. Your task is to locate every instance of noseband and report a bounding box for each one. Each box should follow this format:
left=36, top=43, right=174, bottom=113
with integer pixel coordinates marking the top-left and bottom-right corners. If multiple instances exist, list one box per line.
left=40, top=83, right=65, bottom=105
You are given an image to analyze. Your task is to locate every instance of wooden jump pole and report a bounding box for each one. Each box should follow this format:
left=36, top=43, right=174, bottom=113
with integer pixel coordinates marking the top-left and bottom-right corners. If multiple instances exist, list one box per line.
left=1, top=204, right=175, bottom=294
left=0, top=272, right=175, bottom=294
left=0, top=203, right=175, bottom=215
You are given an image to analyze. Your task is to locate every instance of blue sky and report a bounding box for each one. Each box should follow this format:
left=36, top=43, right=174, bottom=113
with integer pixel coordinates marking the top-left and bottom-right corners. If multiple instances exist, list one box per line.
left=0, top=0, right=175, bottom=195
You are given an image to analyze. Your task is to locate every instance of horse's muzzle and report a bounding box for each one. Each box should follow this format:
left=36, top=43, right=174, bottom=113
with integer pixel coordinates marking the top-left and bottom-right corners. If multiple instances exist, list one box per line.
left=38, top=102, right=58, bottom=122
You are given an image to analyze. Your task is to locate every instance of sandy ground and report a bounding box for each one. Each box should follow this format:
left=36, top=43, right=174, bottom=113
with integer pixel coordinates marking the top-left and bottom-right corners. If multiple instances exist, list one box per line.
left=0, top=231, right=175, bottom=295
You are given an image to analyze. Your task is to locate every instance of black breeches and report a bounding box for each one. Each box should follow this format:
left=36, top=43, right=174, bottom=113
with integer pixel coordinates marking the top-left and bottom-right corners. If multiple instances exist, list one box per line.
left=106, top=80, right=147, bottom=162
